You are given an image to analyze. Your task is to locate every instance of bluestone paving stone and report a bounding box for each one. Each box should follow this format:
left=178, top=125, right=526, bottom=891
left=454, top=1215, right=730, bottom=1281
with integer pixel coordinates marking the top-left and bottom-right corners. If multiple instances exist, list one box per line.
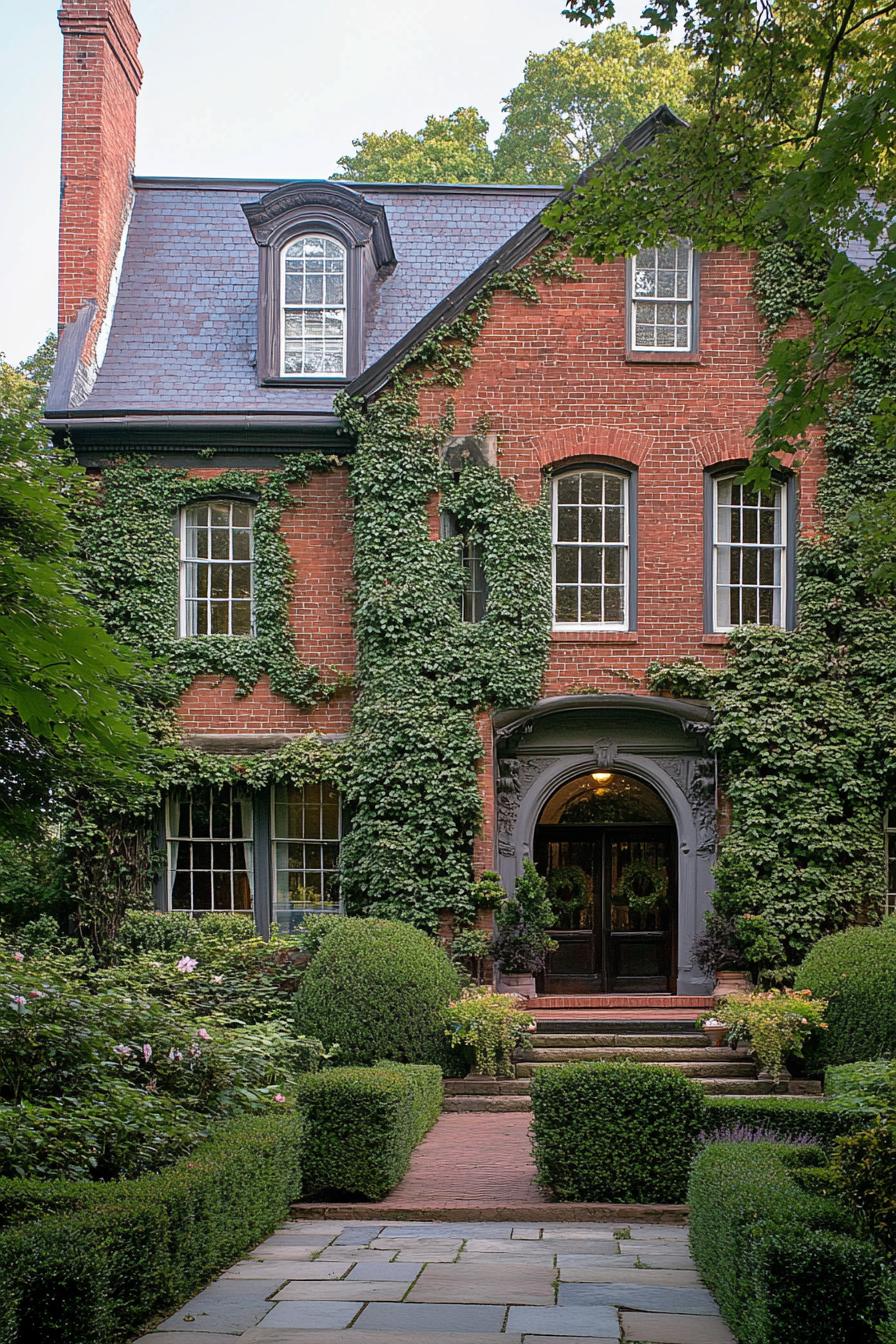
left=406, top=1261, right=556, bottom=1305
left=393, top=1249, right=462, bottom=1262
left=154, top=1281, right=283, bottom=1332
left=507, top=1305, right=620, bottom=1337
left=355, top=1302, right=506, bottom=1332
left=344, top=1260, right=423, bottom=1280
left=272, top=1281, right=410, bottom=1301
left=333, top=1227, right=384, bottom=1245
left=619, top=1311, right=738, bottom=1344
left=317, top=1249, right=397, bottom=1262
left=257, top=1300, right=364, bottom=1329
left=239, top=1333, right=521, bottom=1344
left=223, top=1258, right=316, bottom=1278
left=558, top=1265, right=701, bottom=1287
left=246, top=1264, right=350, bottom=1281
left=521, top=1337, right=620, bottom=1344
left=559, top=1282, right=719, bottom=1315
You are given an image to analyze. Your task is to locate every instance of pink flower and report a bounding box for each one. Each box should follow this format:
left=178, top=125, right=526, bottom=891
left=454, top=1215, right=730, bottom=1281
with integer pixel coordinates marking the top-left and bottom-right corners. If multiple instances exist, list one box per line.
left=10, top=995, right=26, bottom=1007
left=273, top=1093, right=286, bottom=1104
left=210, top=975, right=224, bottom=985
left=28, top=989, right=45, bottom=999
left=188, top=1042, right=202, bottom=1058
left=197, top=1028, right=211, bottom=1041
left=12, top=952, right=24, bottom=963
left=168, top=1048, right=183, bottom=1062
left=176, top=956, right=197, bottom=974
left=113, top=1044, right=132, bottom=1058
left=142, top=1043, right=153, bottom=1063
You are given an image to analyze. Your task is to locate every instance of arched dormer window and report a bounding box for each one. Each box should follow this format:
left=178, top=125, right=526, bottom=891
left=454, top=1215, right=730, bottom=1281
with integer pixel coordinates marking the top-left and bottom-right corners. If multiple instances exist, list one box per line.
left=242, top=182, right=395, bottom=386
left=282, top=235, right=347, bottom=378
left=179, top=499, right=255, bottom=637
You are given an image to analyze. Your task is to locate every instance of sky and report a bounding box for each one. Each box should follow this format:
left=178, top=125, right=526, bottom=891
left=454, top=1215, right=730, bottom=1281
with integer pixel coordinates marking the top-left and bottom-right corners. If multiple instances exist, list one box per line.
left=0, top=0, right=646, bottom=365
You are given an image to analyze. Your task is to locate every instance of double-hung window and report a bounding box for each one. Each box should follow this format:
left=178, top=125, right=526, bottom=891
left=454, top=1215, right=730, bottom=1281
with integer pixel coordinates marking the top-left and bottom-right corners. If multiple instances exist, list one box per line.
left=271, top=782, right=342, bottom=932
left=167, top=787, right=254, bottom=915
left=440, top=511, right=487, bottom=623
left=711, top=473, right=788, bottom=630
left=180, top=500, right=254, bottom=637
left=631, top=243, right=695, bottom=352
left=282, top=235, right=347, bottom=377
left=552, top=469, right=630, bottom=629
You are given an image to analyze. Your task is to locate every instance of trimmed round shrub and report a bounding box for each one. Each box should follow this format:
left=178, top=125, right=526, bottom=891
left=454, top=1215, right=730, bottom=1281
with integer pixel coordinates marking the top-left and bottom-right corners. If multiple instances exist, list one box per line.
left=530, top=1061, right=706, bottom=1203
left=795, top=917, right=896, bottom=1069
left=292, top=917, right=460, bottom=1065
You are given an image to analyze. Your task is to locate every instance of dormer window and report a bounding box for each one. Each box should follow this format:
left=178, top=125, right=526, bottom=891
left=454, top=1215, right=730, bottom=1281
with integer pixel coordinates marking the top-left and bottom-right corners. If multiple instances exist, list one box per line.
left=242, top=182, right=395, bottom=387
left=282, top=236, right=347, bottom=377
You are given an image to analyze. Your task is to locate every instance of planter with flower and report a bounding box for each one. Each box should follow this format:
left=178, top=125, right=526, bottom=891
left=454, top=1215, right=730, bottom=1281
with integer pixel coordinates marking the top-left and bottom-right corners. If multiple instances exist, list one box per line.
left=699, top=988, right=828, bottom=1083
left=444, top=987, right=536, bottom=1077
left=693, top=912, right=783, bottom=1000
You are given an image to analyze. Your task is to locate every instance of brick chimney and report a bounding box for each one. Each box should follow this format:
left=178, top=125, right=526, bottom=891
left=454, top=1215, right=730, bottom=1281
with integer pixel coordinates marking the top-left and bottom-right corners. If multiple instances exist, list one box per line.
left=55, top=0, right=142, bottom=399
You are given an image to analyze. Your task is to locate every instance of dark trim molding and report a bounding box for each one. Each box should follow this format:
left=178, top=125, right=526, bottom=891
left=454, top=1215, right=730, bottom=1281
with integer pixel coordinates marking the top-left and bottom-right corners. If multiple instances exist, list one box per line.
left=493, top=693, right=713, bottom=739
left=134, top=175, right=561, bottom=197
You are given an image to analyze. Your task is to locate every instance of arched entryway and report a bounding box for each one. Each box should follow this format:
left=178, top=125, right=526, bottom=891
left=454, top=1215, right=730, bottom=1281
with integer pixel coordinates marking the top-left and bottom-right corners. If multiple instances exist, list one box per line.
left=534, top=769, right=677, bottom=993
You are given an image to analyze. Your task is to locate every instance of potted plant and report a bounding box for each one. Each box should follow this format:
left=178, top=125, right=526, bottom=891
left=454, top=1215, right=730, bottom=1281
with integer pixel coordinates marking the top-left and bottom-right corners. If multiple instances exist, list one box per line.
left=492, top=860, right=557, bottom=998
left=697, top=1015, right=730, bottom=1048
left=450, top=926, right=493, bottom=986
left=443, top=987, right=536, bottom=1077
left=693, top=913, right=754, bottom=1000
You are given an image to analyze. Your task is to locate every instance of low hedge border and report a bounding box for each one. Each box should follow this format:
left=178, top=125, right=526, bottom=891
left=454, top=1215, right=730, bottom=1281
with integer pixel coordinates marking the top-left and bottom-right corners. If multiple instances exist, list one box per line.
left=295, top=1063, right=442, bottom=1200
left=703, top=1096, right=868, bottom=1146
left=689, top=1141, right=886, bottom=1344
left=531, top=1061, right=706, bottom=1203
left=0, top=1109, right=303, bottom=1344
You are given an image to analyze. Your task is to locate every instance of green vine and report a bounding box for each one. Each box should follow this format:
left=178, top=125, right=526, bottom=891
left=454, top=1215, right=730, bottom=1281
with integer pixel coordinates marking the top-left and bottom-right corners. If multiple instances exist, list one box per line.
left=80, top=455, right=344, bottom=711
left=646, top=248, right=896, bottom=968
left=333, top=245, right=575, bottom=929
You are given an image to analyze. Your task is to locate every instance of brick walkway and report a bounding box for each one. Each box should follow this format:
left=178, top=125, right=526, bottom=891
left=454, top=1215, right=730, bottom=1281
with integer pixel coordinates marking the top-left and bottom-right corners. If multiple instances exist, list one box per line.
left=380, top=1113, right=540, bottom=1209
left=137, top=1218, right=736, bottom=1343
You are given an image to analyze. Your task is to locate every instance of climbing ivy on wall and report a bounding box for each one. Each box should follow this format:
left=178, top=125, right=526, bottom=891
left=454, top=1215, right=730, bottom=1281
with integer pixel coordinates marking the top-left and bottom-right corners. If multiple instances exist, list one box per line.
left=647, top=248, right=896, bottom=970
left=80, top=454, right=343, bottom=711
left=334, top=247, right=575, bottom=928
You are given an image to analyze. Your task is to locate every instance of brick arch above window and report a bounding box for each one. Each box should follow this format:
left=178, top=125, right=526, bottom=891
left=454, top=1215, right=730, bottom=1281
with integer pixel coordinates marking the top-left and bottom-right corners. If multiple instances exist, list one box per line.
left=536, top=426, right=655, bottom=472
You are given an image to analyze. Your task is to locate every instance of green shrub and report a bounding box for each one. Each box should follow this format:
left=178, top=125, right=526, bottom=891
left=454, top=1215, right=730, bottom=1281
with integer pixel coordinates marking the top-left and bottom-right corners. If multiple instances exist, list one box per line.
left=293, top=917, right=460, bottom=1065
left=689, top=1140, right=886, bottom=1344
left=531, top=1061, right=706, bottom=1203
left=444, top=988, right=534, bottom=1076
left=0, top=1110, right=302, bottom=1343
left=826, top=1059, right=896, bottom=1111
left=295, top=1063, right=441, bottom=1200
left=795, top=918, right=896, bottom=1069
left=704, top=1096, right=868, bottom=1145
left=833, top=1116, right=896, bottom=1255
left=878, top=1274, right=896, bottom=1344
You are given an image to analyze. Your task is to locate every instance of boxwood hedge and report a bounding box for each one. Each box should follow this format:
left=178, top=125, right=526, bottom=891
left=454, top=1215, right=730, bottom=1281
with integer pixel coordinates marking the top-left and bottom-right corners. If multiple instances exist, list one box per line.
left=295, top=1063, right=442, bottom=1200
left=293, top=917, right=460, bottom=1065
left=530, top=1061, right=705, bottom=1203
left=689, top=1141, right=886, bottom=1344
left=0, top=1109, right=302, bottom=1344
left=795, top=917, right=896, bottom=1069
left=703, top=1095, right=868, bottom=1145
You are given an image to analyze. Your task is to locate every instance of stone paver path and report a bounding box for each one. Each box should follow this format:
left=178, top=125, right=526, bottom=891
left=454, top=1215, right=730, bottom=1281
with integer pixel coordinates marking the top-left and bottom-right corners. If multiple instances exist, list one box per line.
left=137, top=1219, right=736, bottom=1343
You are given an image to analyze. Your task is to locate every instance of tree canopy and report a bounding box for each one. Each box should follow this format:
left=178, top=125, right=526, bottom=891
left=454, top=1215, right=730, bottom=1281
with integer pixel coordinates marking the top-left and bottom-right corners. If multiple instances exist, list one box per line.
left=333, top=24, right=695, bottom=185
left=0, top=338, right=155, bottom=838
left=548, top=0, right=896, bottom=503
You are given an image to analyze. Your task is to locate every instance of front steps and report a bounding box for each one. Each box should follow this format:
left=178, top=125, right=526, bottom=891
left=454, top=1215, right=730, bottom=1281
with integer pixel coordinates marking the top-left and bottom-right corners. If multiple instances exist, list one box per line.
left=443, top=1020, right=808, bottom=1112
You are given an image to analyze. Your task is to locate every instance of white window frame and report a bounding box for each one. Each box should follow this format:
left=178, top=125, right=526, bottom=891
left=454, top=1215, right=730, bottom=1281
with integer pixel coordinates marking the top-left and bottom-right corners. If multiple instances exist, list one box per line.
left=270, top=782, right=343, bottom=933
left=552, top=468, right=630, bottom=632
left=166, top=787, right=255, bottom=916
left=178, top=500, right=255, bottom=639
left=711, top=473, right=787, bottom=632
left=886, top=812, right=896, bottom=918
left=630, top=243, right=694, bottom=352
left=280, top=234, right=347, bottom=379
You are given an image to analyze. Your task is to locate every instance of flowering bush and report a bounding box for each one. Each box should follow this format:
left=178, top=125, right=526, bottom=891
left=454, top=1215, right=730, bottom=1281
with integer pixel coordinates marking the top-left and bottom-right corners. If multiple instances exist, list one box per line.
left=709, top=988, right=828, bottom=1081
left=444, top=988, right=535, bottom=1077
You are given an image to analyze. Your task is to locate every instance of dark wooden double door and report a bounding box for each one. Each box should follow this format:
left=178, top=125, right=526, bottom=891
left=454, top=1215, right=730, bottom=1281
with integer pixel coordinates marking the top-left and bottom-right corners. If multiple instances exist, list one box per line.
left=533, top=825, right=676, bottom=993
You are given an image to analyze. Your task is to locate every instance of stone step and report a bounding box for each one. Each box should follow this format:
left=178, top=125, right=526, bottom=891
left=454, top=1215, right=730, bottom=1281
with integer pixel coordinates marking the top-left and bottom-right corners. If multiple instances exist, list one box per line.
left=530, top=1032, right=710, bottom=1049
left=443, top=1078, right=531, bottom=1095
left=443, top=1077, right=777, bottom=1111
left=515, top=1058, right=757, bottom=1079
left=443, top=1094, right=533, bottom=1113
left=520, top=1045, right=735, bottom=1062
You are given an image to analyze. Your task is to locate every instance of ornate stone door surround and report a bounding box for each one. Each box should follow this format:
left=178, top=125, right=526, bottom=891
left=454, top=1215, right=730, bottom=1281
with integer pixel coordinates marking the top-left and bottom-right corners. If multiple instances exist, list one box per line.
left=493, top=694, right=717, bottom=995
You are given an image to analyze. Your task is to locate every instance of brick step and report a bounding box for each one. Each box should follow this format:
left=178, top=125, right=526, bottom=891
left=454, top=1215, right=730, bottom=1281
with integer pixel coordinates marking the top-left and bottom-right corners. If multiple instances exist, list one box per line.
left=528, top=994, right=715, bottom=1010
left=518, top=1042, right=741, bottom=1064
left=530, top=1032, right=710, bottom=1049
left=443, top=1078, right=531, bottom=1095
left=515, top=1058, right=757, bottom=1079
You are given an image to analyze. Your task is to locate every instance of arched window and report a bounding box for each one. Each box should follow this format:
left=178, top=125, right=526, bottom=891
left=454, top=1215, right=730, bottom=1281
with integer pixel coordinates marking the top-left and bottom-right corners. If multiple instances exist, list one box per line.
left=179, top=499, right=254, bottom=637
left=552, top=468, right=632, bottom=629
left=281, top=235, right=347, bottom=377
left=710, top=472, right=788, bottom=629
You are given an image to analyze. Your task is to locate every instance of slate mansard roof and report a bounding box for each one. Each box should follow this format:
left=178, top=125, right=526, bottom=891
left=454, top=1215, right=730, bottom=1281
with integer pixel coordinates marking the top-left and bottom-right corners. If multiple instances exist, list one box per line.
left=71, top=178, right=560, bottom=422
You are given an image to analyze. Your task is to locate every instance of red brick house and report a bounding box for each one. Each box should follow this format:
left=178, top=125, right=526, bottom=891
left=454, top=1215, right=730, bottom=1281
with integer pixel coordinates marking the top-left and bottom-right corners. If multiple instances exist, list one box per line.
left=47, top=0, right=832, bottom=996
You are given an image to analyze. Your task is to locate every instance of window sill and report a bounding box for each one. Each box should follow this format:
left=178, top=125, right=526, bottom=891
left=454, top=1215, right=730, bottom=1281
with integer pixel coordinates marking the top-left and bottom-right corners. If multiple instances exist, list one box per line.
left=551, top=629, right=638, bottom=643
left=626, top=350, right=702, bottom=364
left=258, top=376, right=350, bottom=388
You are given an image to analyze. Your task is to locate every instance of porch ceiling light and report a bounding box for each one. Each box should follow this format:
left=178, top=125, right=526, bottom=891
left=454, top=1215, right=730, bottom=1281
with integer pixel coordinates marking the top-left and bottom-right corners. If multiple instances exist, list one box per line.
left=591, top=771, right=613, bottom=783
